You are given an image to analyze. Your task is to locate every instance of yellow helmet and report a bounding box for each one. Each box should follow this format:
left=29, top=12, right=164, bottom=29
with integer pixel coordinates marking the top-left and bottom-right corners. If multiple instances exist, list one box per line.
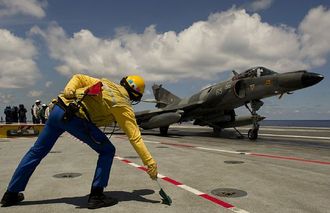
left=120, top=75, right=145, bottom=101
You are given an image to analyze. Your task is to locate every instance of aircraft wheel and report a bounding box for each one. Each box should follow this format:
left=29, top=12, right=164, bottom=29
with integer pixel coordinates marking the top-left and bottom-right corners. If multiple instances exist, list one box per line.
left=160, top=126, right=169, bottom=136
left=248, top=129, right=258, bottom=140
left=213, top=127, right=222, bottom=137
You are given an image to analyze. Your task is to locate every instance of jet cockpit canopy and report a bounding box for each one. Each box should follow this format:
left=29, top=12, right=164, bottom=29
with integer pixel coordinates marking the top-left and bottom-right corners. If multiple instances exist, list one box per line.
left=233, top=66, right=278, bottom=80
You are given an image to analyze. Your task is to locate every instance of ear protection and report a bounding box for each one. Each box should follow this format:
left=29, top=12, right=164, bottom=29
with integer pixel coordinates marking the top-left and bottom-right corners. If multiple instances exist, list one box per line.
left=120, top=77, right=143, bottom=102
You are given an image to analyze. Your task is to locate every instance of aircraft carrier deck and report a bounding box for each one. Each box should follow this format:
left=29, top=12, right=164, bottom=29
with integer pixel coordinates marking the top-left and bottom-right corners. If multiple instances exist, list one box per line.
left=1, top=125, right=329, bottom=213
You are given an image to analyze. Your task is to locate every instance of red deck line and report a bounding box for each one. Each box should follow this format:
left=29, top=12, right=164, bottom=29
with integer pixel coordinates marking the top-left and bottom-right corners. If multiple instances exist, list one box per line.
left=162, top=177, right=182, bottom=186
left=199, top=194, right=234, bottom=208
left=121, top=159, right=132, bottom=164
left=161, top=142, right=196, bottom=148
left=250, top=153, right=330, bottom=165
left=137, top=166, right=148, bottom=171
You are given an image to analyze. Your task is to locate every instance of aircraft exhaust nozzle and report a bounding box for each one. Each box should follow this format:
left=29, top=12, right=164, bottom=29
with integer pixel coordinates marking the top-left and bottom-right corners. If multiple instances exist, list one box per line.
left=140, top=112, right=182, bottom=129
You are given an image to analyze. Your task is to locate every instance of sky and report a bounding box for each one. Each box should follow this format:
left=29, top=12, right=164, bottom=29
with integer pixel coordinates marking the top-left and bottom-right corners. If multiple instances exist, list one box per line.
left=0, top=0, right=329, bottom=120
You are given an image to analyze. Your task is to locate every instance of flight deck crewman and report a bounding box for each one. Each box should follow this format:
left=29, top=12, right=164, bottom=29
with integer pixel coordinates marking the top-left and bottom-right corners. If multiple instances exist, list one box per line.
left=1, top=74, right=158, bottom=209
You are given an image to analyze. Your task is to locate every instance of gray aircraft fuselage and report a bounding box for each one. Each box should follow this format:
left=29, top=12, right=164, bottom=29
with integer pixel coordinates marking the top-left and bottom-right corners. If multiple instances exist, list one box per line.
left=166, top=69, right=322, bottom=121
left=136, top=67, right=324, bottom=139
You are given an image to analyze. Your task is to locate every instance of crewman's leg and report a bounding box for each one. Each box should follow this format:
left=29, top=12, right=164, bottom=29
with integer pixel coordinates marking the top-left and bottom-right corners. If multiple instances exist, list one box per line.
left=62, top=117, right=117, bottom=209
left=62, top=117, right=116, bottom=188
left=88, top=127, right=116, bottom=188
left=1, top=106, right=65, bottom=207
left=7, top=107, right=65, bottom=192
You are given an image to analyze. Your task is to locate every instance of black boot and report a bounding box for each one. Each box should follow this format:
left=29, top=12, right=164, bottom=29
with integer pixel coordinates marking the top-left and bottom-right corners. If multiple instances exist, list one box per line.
left=1, top=191, right=24, bottom=207
left=87, top=187, right=118, bottom=209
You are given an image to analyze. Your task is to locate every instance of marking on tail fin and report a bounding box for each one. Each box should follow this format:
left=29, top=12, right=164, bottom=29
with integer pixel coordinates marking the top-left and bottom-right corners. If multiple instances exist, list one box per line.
left=152, top=84, right=181, bottom=108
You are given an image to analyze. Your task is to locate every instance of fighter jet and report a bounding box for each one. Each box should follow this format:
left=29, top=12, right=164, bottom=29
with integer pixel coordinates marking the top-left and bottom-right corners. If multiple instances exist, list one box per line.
left=135, top=67, right=324, bottom=140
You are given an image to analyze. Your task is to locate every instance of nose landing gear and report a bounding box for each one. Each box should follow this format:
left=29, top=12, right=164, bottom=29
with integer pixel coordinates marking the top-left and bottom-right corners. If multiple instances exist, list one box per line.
left=245, top=100, right=263, bottom=140
left=248, top=123, right=259, bottom=140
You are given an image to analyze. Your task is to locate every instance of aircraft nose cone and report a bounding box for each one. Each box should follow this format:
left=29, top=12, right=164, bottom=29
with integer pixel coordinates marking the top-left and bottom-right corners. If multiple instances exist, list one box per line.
left=302, top=72, right=324, bottom=87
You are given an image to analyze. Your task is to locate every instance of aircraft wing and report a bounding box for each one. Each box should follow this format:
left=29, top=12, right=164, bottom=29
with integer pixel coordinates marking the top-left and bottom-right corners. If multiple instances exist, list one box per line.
left=135, top=101, right=203, bottom=129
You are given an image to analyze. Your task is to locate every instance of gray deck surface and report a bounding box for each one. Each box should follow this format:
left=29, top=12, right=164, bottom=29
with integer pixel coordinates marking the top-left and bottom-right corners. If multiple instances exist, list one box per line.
left=1, top=125, right=329, bottom=213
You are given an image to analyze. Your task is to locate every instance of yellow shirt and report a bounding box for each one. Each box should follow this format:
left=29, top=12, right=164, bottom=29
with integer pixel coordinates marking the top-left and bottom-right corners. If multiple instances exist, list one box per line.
left=58, top=74, right=155, bottom=166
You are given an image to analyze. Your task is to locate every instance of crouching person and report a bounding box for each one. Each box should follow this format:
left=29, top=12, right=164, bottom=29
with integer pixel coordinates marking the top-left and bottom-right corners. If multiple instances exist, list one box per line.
left=1, top=74, right=158, bottom=209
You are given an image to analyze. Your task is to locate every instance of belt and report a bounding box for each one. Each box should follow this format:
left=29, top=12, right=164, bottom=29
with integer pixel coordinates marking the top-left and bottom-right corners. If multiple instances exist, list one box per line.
left=56, top=97, right=67, bottom=111
left=56, top=97, right=78, bottom=121
left=56, top=97, right=92, bottom=122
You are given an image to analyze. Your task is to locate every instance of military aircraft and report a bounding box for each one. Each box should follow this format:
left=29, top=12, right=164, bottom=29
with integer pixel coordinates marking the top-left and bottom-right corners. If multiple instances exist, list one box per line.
left=135, top=66, right=324, bottom=140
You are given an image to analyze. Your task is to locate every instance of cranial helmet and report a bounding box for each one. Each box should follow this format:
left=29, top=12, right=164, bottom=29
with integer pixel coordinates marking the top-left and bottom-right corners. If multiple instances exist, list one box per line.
left=120, top=75, right=145, bottom=102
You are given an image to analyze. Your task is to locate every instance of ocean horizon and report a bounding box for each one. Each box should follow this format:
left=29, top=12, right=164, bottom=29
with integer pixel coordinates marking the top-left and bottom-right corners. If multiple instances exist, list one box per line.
left=261, top=120, right=330, bottom=128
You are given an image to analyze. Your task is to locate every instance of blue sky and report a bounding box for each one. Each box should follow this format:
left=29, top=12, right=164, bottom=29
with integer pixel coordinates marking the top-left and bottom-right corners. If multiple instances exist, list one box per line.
left=0, top=0, right=329, bottom=120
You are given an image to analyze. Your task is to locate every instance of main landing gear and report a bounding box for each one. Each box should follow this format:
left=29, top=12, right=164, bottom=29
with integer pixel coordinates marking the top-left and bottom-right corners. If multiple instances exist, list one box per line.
left=245, top=100, right=263, bottom=140
left=159, top=126, right=169, bottom=136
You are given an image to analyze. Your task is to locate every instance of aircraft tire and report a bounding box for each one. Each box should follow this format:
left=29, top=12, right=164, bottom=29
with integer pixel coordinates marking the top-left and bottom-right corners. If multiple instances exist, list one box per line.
left=160, top=126, right=169, bottom=136
left=248, top=129, right=258, bottom=140
left=213, top=127, right=222, bottom=137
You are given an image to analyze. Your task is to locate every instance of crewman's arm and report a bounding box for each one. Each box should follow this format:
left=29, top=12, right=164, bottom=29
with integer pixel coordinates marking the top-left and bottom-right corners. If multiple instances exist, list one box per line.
left=63, top=74, right=100, bottom=99
left=111, top=106, right=157, bottom=179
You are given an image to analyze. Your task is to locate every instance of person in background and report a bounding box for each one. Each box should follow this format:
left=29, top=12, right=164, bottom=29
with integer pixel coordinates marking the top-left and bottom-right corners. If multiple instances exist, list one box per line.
left=40, top=104, right=48, bottom=124
left=32, top=100, right=42, bottom=124
left=4, top=106, right=12, bottom=124
left=18, top=104, right=27, bottom=123
left=31, top=105, right=35, bottom=123
left=45, top=99, right=57, bottom=120
left=11, top=106, right=19, bottom=123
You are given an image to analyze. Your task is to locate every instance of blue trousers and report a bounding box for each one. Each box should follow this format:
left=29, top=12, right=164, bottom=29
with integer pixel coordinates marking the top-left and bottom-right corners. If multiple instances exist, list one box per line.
left=7, top=105, right=116, bottom=192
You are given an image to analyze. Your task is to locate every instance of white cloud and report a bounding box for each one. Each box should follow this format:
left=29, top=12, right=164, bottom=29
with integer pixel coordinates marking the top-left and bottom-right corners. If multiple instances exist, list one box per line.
left=299, top=5, right=330, bottom=67
left=45, top=81, right=52, bottom=87
left=244, top=0, right=273, bottom=12
left=31, top=7, right=330, bottom=82
left=28, top=90, right=43, bottom=97
left=0, top=92, right=14, bottom=105
left=0, top=0, right=46, bottom=18
left=0, top=29, right=40, bottom=88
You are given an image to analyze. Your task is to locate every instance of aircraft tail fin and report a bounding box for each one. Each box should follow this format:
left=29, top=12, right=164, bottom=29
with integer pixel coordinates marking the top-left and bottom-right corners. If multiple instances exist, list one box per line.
left=152, top=84, right=181, bottom=108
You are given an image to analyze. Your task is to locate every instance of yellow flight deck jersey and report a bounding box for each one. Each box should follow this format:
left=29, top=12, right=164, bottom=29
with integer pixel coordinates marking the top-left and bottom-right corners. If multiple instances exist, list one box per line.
left=58, top=74, right=155, bottom=167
